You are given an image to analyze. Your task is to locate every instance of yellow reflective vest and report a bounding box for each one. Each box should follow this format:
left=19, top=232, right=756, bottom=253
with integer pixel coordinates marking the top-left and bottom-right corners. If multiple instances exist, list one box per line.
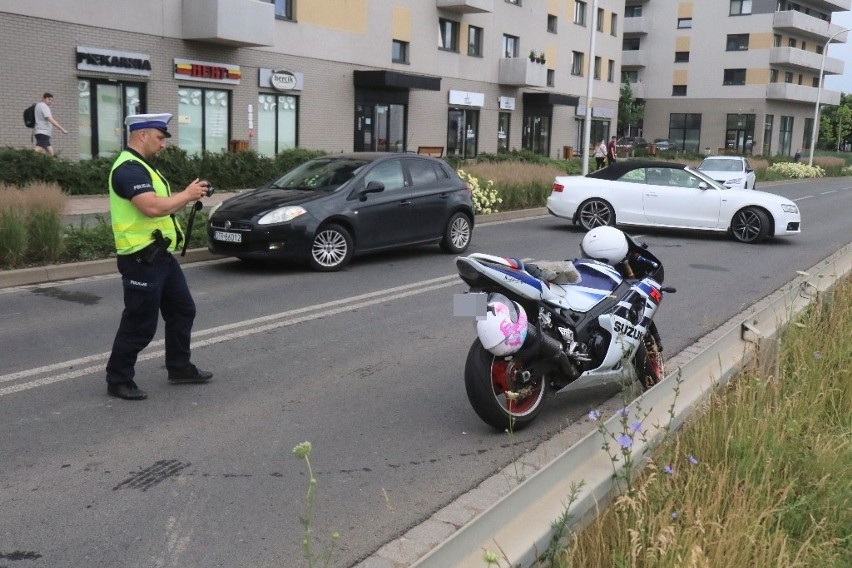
left=109, top=151, right=183, bottom=255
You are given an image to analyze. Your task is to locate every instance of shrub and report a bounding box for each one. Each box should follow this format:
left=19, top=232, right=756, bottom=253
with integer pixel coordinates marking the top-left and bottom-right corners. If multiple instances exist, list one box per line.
left=458, top=169, right=502, bottom=214
left=464, top=161, right=565, bottom=210
left=766, top=162, right=825, bottom=179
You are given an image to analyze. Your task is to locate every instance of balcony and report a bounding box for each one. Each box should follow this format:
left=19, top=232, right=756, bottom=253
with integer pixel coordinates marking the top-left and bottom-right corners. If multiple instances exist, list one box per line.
left=621, top=50, right=648, bottom=68
left=806, top=0, right=851, bottom=10
left=622, top=16, right=649, bottom=35
left=627, top=81, right=645, bottom=99
left=182, top=0, right=274, bottom=47
left=766, top=83, right=841, bottom=105
left=436, top=0, right=493, bottom=13
left=498, top=57, right=547, bottom=87
left=773, top=10, right=850, bottom=43
left=770, top=47, right=845, bottom=75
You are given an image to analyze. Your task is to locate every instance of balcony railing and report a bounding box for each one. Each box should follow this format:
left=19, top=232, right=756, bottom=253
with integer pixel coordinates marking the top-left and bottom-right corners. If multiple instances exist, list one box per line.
left=182, top=0, right=274, bottom=47
left=497, top=57, right=547, bottom=87
left=621, top=50, right=648, bottom=68
left=773, top=10, right=850, bottom=43
left=770, top=47, right=845, bottom=75
left=766, top=83, right=841, bottom=105
left=622, top=16, right=649, bottom=35
left=436, top=0, right=493, bottom=13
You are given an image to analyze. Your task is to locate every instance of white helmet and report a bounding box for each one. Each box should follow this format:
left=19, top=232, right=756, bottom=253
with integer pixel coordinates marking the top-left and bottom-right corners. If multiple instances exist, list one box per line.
left=581, top=226, right=629, bottom=264
left=475, top=294, right=528, bottom=356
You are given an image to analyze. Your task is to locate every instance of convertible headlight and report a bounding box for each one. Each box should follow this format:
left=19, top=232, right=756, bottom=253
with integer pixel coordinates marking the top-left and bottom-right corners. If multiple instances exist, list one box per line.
left=208, top=201, right=223, bottom=216
left=258, top=206, right=307, bottom=225
left=781, top=204, right=799, bottom=214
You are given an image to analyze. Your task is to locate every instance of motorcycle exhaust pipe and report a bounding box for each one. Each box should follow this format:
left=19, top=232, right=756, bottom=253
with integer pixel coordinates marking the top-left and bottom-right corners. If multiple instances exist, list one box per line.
left=524, top=323, right=579, bottom=378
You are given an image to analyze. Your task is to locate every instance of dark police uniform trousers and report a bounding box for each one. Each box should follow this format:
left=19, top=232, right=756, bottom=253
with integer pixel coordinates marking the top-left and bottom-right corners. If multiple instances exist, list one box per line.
left=105, top=250, right=195, bottom=385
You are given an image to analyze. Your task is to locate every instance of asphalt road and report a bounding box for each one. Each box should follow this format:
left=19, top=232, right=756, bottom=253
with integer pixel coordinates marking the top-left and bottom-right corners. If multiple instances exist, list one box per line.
left=0, top=177, right=850, bottom=567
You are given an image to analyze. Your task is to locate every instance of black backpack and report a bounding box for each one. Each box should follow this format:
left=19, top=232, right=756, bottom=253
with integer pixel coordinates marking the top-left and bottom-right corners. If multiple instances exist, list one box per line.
left=23, top=103, right=37, bottom=128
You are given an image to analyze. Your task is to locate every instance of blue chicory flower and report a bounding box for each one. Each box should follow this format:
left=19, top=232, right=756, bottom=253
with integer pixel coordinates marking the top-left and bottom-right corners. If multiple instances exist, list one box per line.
left=630, top=421, right=642, bottom=433
left=616, top=407, right=630, bottom=417
left=588, top=409, right=601, bottom=421
left=663, top=464, right=674, bottom=475
left=688, top=455, right=699, bottom=465
left=617, top=434, right=632, bottom=448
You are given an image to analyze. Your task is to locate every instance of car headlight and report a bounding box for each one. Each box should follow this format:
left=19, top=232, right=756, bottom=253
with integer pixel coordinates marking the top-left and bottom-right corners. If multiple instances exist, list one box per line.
left=781, top=204, right=798, bottom=214
left=208, top=201, right=223, bottom=216
left=258, top=206, right=307, bottom=225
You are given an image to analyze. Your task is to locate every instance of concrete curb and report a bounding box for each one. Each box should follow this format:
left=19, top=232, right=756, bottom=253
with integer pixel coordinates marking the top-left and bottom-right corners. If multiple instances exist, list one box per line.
left=0, top=209, right=549, bottom=290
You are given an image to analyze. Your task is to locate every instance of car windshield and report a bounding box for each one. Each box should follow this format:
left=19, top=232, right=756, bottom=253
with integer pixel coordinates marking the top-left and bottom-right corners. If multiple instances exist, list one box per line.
left=699, top=159, right=743, bottom=172
left=268, top=158, right=371, bottom=190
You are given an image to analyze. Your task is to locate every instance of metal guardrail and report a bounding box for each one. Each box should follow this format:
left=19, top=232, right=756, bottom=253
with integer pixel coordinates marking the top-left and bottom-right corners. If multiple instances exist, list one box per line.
left=411, top=242, right=852, bottom=568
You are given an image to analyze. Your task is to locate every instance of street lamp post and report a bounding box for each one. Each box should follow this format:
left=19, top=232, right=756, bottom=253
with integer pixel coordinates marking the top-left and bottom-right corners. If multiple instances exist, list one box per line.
left=808, top=27, right=850, bottom=167
left=581, top=0, right=601, bottom=175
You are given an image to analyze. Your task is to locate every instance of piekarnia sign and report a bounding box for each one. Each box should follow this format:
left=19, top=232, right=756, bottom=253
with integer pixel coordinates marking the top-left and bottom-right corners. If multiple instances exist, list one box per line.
left=76, top=46, right=152, bottom=77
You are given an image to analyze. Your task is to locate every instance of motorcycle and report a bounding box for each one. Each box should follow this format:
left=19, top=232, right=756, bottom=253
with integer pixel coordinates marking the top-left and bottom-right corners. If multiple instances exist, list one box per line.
left=454, top=229, right=676, bottom=431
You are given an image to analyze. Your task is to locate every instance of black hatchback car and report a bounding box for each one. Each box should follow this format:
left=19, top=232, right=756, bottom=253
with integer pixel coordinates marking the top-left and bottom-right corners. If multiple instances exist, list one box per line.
left=207, top=153, right=475, bottom=271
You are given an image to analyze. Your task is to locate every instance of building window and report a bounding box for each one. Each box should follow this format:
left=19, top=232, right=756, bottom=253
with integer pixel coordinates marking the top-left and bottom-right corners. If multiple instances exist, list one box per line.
left=623, top=37, right=641, bottom=51
left=392, top=40, right=409, bottom=63
left=675, top=51, right=690, bottom=62
left=672, top=85, right=687, bottom=96
left=257, top=94, right=298, bottom=157
left=770, top=69, right=779, bottom=82
left=547, top=69, right=555, bottom=86
left=625, top=5, right=642, bottom=17
left=447, top=108, right=478, bottom=158
left=607, top=59, right=615, bottom=82
left=803, top=117, right=813, bottom=150
left=812, top=76, right=820, bottom=88
left=726, top=34, right=749, bottom=51
left=503, top=34, right=519, bottom=58
left=572, top=51, right=584, bottom=76
left=505, top=0, right=520, bottom=4
left=497, top=112, right=511, bottom=153
left=574, top=0, right=586, bottom=25
left=622, top=70, right=638, bottom=83
left=726, top=113, right=756, bottom=154
left=762, top=114, right=773, bottom=155
left=78, top=79, right=145, bottom=159
left=779, top=115, right=794, bottom=155
left=597, top=8, right=604, bottom=31
left=354, top=102, right=406, bottom=152
left=816, top=45, right=824, bottom=54
left=723, top=68, right=747, bottom=85
left=439, top=18, right=459, bottom=52
left=468, top=26, right=483, bottom=56
left=178, top=87, right=230, bottom=154
left=773, top=34, right=782, bottom=47
left=522, top=112, right=550, bottom=155
left=730, top=0, right=752, bottom=15
left=785, top=71, right=794, bottom=83
left=677, top=18, right=692, bottom=29
left=669, top=113, right=702, bottom=153
left=270, top=0, right=293, bottom=20
left=611, top=13, right=618, bottom=36
left=788, top=38, right=797, bottom=48
left=593, top=57, right=601, bottom=79
left=801, top=41, right=807, bottom=50
left=547, top=14, right=557, bottom=33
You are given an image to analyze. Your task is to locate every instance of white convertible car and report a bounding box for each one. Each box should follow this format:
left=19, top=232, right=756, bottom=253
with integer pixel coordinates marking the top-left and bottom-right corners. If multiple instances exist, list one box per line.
left=547, top=161, right=801, bottom=243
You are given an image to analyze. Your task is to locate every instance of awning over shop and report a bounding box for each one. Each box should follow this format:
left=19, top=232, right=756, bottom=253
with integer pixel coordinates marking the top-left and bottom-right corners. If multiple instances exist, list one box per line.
left=353, top=70, right=441, bottom=91
left=522, top=92, right=580, bottom=107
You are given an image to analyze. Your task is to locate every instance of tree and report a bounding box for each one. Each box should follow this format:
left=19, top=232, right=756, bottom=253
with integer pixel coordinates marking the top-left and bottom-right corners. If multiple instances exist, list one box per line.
left=618, top=83, right=644, bottom=137
left=818, top=93, right=852, bottom=150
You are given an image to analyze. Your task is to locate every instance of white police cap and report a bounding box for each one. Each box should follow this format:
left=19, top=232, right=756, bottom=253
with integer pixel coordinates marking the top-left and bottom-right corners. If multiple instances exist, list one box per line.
left=125, top=113, right=172, bottom=137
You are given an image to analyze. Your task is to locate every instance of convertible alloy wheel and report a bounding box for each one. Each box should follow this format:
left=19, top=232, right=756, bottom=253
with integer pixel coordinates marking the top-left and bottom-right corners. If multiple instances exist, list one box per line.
left=578, top=199, right=615, bottom=230
left=309, top=224, right=353, bottom=271
left=730, top=207, right=770, bottom=243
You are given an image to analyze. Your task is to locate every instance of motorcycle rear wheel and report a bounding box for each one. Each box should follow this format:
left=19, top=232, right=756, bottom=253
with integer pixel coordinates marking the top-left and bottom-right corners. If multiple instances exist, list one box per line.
left=464, top=340, right=546, bottom=431
left=635, top=334, right=665, bottom=390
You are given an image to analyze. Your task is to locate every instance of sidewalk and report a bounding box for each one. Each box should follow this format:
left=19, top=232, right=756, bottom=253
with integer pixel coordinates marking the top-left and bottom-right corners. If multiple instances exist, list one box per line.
left=64, top=191, right=241, bottom=218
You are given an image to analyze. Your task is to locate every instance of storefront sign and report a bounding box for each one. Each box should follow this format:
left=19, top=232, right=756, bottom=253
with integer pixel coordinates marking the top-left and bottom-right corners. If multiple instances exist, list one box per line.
left=575, top=105, right=615, bottom=119
left=174, top=58, right=241, bottom=84
left=259, top=69, right=304, bottom=91
left=498, top=96, right=515, bottom=110
left=449, top=90, right=484, bottom=108
left=76, top=46, right=151, bottom=77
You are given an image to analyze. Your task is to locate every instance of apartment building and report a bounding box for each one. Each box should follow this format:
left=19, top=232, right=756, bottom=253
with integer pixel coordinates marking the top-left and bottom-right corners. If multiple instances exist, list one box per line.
left=622, top=0, right=850, bottom=156
left=0, top=0, right=624, bottom=162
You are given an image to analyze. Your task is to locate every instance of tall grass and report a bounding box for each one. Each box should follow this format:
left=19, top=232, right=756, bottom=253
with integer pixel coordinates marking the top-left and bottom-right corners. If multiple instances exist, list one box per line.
left=538, top=277, right=852, bottom=568
left=0, top=188, right=28, bottom=267
left=0, top=183, right=67, bottom=267
left=464, top=162, right=567, bottom=210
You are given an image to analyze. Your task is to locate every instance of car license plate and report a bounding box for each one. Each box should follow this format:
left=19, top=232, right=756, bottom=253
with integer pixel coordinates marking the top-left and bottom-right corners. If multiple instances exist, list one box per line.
left=213, top=231, right=242, bottom=243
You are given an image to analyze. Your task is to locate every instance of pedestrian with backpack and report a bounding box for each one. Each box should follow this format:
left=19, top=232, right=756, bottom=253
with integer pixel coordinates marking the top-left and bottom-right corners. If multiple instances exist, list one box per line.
left=31, top=93, right=67, bottom=157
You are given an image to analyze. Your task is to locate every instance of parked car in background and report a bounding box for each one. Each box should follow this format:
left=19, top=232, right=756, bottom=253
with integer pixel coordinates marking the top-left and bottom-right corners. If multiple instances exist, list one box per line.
left=546, top=160, right=800, bottom=244
left=652, top=138, right=678, bottom=152
left=697, top=156, right=757, bottom=190
left=207, top=153, right=474, bottom=271
left=616, top=136, right=649, bottom=154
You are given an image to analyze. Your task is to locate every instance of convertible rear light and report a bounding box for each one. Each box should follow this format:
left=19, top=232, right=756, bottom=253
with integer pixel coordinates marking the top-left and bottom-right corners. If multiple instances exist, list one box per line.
left=551, top=183, right=565, bottom=193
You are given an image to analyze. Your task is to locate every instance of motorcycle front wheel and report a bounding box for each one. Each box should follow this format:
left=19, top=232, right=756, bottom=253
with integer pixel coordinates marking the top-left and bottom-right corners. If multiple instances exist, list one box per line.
left=464, top=340, right=546, bottom=431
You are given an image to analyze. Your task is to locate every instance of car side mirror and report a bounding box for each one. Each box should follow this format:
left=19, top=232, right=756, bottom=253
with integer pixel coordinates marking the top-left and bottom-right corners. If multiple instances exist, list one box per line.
left=746, top=168, right=753, bottom=173
left=698, top=181, right=709, bottom=190
left=359, top=180, right=385, bottom=200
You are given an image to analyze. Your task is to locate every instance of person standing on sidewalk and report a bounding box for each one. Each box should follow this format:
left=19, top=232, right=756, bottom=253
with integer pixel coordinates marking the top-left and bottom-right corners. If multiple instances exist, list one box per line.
left=607, top=136, right=617, bottom=166
left=33, top=93, right=68, bottom=157
left=105, top=113, right=213, bottom=400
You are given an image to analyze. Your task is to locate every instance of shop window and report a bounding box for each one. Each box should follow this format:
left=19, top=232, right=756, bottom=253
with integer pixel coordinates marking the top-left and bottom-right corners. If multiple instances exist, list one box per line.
left=779, top=115, right=793, bottom=155
left=522, top=112, right=550, bottom=156
left=669, top=113, right=701, bottom=153
left=447, top=109, right=479, bottom=158
left=77, top=79, right=144, bottom=159
left=497, top=112, right=510, bottom=153
left=725, top=113, right=756, bottom=154
left=762, top=114, right=773, bottom=155
left=257, top=94, right=298, bottom=157
left=177, top=87, right=230, bottom=154
left=355, top=103, right=406, bottom=152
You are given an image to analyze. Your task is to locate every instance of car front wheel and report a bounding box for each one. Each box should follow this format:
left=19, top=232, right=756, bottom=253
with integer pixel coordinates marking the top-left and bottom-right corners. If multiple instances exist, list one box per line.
left=730, top=207, right=770, bottom=243
left=440, top=212, right=472, bottom=253
left=577, top=198, right=615, bottom=230
left=309, top=224, right=353, bottom=271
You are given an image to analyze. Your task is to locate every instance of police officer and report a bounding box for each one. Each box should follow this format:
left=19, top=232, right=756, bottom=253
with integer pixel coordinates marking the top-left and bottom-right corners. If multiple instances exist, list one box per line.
left=105, top=113, right=212, bottom=400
